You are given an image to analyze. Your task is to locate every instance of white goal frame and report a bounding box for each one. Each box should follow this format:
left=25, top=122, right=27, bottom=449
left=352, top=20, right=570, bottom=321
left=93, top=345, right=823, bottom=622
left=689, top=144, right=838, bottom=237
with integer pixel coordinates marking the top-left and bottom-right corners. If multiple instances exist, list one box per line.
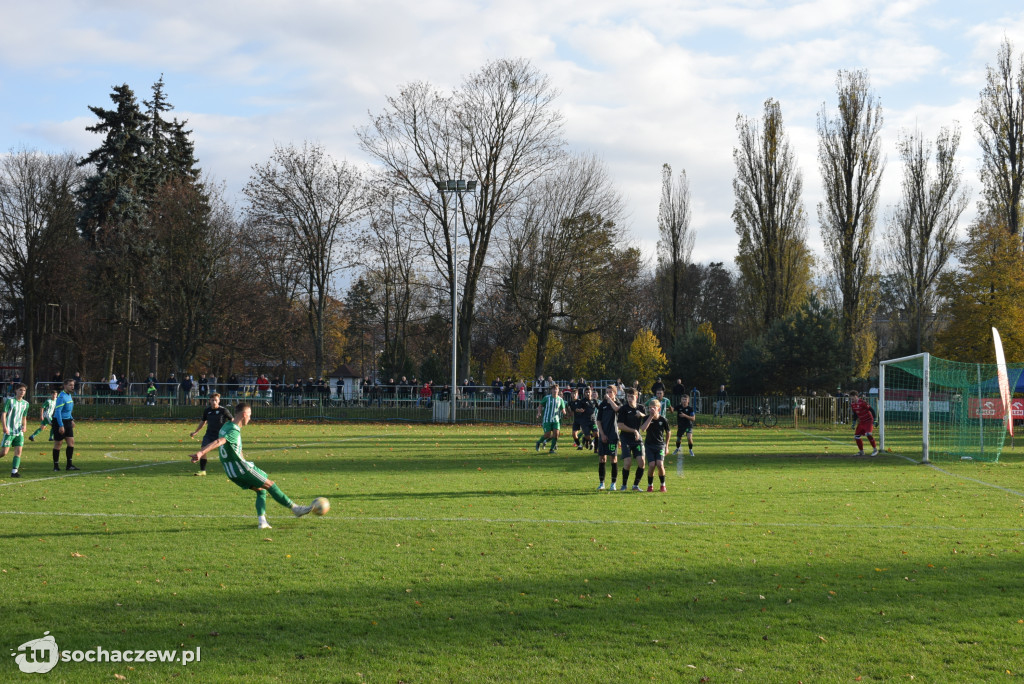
left=879, top=352, right=931, bottom=463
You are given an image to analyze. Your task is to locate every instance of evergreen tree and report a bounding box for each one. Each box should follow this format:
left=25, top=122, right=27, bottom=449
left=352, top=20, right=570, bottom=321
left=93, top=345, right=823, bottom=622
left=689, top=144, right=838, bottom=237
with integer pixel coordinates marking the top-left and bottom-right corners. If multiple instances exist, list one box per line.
left=343, top=277, right=378, bottom=379
left=77, top=83, right=151, bottom=243
left=144, top=76, right=200, bottom=192
left=670, top=322, right=728, bottom=395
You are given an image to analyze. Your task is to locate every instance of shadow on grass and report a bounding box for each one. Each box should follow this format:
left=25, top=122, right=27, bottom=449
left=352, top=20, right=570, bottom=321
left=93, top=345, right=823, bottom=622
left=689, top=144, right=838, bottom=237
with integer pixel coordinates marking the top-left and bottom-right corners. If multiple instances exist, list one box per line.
left=4, top=547, right=1023, bottom=681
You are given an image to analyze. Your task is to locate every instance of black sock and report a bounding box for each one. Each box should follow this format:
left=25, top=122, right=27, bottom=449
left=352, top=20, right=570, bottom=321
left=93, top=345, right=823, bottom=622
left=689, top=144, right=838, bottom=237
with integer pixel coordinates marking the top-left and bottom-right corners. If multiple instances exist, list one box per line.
left=199, top=457, right=207, bottom=471
left=611, top=463, right=618, bottom=483
left=633, top=468, right=644, bottom=486
left=659, top=475, right=666, bottom=485
left=574, top=436, right=580, bottom=445
left=52, top=449, right=60, bottom=465
left=65, top=446, right=74, bottom=465
left=622, top=468, right=630, bottom=484
left=598, top=462, right=606, bottom=482
left=648, top=472, right=654, bottom=485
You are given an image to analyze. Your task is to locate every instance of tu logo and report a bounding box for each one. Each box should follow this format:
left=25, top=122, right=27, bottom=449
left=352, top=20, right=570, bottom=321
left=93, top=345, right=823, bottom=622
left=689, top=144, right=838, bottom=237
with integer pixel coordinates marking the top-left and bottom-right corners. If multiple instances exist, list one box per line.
left=11, top=632, right=59, bottom=674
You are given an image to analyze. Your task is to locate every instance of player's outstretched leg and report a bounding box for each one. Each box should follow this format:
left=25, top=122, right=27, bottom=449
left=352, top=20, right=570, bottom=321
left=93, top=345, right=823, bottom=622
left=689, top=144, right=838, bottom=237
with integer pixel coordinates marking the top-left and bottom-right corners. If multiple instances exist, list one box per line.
left=263, top=481, right=313, bottom=518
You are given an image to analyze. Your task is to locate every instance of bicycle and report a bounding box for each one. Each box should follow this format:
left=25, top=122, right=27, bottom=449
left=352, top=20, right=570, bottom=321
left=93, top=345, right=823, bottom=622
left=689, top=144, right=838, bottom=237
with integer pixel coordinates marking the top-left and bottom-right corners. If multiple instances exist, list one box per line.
left=742, top=402, right=778, bottom=427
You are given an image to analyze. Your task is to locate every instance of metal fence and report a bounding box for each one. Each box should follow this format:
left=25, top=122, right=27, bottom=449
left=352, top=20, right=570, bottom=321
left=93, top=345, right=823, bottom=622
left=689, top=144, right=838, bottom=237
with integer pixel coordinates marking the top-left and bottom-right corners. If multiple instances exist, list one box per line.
left=27, top=382, right=871, bottom=429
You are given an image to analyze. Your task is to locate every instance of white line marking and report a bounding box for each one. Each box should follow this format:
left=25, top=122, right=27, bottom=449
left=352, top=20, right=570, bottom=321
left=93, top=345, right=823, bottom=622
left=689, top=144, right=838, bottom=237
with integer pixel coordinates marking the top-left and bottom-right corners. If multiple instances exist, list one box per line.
left=103, top=451, right=131, bottom=461
left=0, top=510, right=1020, bottom=532
left=0, top=461, right=178, bottom=486
left=797, top=429, right=1024, bottom=498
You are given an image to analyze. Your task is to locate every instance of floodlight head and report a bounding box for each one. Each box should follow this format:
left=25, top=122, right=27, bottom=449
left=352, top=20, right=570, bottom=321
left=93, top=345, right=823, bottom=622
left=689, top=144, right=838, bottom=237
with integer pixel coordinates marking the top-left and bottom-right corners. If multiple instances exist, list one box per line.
left=446, top=180, right=458, bottom=191
left=456, top=179, right=467, bottom=191
left=434, top=181, right=445, bottom=192
left=466, top=180, right=477, bottom=191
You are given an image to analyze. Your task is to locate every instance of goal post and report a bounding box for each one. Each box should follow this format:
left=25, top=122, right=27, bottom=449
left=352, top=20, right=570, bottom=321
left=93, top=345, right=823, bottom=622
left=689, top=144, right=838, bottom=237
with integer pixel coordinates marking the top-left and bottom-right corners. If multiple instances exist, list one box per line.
left=879, top=352, right=1023, bottom=463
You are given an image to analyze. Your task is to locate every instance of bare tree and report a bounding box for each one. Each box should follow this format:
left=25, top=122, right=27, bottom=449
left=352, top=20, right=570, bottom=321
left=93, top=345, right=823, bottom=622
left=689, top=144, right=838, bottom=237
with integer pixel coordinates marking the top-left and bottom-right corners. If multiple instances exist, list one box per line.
left=360, top=183, right=428, bottom=377
left=359, top=58, right=564, bottom=382
left=883, top=126, right=969, bottom=353
left=977, top=38, right=1024, bottom=236
left=817, top=69, right=885, bottom=377
left=733, top=99, right=813, bottom=330
left=146, top=178, right=234, bottom=374
left=498, top=153, right=624, bottom=375
left=656, top=163, right=694, bottom=346
left=244, top=142, right=365, bottom=379
left=0, top=149, right=83, bottom=387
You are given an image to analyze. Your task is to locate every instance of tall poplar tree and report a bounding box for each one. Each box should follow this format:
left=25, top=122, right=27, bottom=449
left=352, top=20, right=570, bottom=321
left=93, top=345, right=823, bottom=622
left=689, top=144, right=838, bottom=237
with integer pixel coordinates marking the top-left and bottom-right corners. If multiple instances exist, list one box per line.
left=656, top=163, right=694, bottom=347
left=817, top=69, right=884, bottom=378
left=732, top=99, right=813, bottom=331
left=977, top=38, right=1024, bottom=237
left=882, top=126, right=968, bottom=354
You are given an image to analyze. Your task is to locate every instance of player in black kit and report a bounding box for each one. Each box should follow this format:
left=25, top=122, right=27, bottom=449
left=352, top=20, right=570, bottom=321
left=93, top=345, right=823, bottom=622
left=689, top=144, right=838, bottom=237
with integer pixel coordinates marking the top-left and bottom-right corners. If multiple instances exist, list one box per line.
left=571, top=387, right=598, bottom=451
left=595, top=385, right=620, bottom=490
left=189, top=392, right=234, bottom=476
left=642, top=399, right=671, bottom=492
left=616, top=388, right=647, bottom=492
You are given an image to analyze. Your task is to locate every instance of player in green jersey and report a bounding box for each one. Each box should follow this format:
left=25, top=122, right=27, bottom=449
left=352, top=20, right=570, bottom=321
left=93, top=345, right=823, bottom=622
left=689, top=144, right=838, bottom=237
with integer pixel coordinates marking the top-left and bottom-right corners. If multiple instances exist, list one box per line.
left=534, top=383, right=568, bottom=453
left=646, top=388, right=672, bottom=416
left=2, top=384, right=30, bottom=477
left=28, top=389, right=59, bottom=442
left=188, top=402, right=315, bottom=530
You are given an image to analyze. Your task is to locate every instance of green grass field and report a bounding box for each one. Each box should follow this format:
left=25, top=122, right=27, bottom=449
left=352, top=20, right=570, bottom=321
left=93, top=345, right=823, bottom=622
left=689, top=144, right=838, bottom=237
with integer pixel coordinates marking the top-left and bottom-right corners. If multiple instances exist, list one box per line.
left=2, top=421, right=1023, bottom=683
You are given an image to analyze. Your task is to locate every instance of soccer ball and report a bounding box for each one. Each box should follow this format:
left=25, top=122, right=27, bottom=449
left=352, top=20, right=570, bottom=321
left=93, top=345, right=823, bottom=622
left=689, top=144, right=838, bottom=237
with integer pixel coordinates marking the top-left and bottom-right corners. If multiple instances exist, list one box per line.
left=310, top=497, right=330, bottom=516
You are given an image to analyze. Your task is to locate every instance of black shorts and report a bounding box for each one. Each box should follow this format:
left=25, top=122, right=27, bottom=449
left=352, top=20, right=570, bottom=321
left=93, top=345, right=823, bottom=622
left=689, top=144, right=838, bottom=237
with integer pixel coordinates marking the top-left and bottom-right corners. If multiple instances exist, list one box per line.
left=54, top=420, right=74, bottom=440
left=676, top=417, right=693, bottom=434
left=201, top=435, right=218, bottom=448
left=620, top=439, right=643, bottom=458
left=646, top=444, right=666, bottom=461
left=598, top=439, right=618, bottom=458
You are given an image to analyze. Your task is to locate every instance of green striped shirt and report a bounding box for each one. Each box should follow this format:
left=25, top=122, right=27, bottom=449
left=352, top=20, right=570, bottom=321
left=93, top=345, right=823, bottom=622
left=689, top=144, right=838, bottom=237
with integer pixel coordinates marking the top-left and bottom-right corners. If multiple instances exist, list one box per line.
left=42, top=398, right=56, bottom=421
left=541, top=395, right=567, bottom=423
left=217, top=421, right=269, bottom=485
left=3, top=397, right=29, bottom=436
left=646, top=397, right=672, bottom=414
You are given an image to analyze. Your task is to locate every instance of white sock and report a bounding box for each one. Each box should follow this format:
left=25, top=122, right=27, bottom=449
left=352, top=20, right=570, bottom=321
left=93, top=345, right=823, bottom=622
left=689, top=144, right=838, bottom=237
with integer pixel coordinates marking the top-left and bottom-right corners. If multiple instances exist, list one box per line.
left=258, top=515, right=268, bottom=524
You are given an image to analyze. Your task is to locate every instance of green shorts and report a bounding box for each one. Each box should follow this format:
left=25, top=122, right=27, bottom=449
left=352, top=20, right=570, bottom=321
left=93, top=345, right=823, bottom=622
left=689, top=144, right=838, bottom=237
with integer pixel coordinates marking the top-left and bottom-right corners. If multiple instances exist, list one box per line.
left=226, top=464, right=271, bottom=490
left=1, top=434, right=25, bottom=448
left=542, top=421, right=561, bottom=433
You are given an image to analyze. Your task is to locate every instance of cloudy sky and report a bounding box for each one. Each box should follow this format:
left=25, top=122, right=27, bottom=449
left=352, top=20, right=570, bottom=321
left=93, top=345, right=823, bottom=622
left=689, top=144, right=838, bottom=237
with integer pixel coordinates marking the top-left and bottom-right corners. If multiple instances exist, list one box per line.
left=2, top=1, right=1023, bottom=266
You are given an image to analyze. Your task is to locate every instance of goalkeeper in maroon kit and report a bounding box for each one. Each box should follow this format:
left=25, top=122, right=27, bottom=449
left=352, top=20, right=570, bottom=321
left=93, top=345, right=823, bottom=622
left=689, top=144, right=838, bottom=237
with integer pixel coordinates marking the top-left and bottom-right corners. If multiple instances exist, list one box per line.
left=848, top=391, right=878, bottom=456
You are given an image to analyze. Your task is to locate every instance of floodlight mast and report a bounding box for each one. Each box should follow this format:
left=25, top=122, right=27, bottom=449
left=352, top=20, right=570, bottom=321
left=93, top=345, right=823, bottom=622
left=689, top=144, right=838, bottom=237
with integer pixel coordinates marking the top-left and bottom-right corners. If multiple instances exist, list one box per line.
left=434, top=179, right=477, bottom=424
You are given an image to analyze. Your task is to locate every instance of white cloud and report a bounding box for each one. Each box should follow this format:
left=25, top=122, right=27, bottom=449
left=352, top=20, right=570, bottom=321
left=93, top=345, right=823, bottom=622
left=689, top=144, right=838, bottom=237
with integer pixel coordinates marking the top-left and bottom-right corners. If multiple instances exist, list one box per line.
left=2, top=0, right=1022, bottom=268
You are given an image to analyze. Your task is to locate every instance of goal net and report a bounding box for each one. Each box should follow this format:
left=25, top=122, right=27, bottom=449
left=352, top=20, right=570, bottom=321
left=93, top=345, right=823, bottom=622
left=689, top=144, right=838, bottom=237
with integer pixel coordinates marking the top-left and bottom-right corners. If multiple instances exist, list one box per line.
left=879, top=353, right=1024, bottom=463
